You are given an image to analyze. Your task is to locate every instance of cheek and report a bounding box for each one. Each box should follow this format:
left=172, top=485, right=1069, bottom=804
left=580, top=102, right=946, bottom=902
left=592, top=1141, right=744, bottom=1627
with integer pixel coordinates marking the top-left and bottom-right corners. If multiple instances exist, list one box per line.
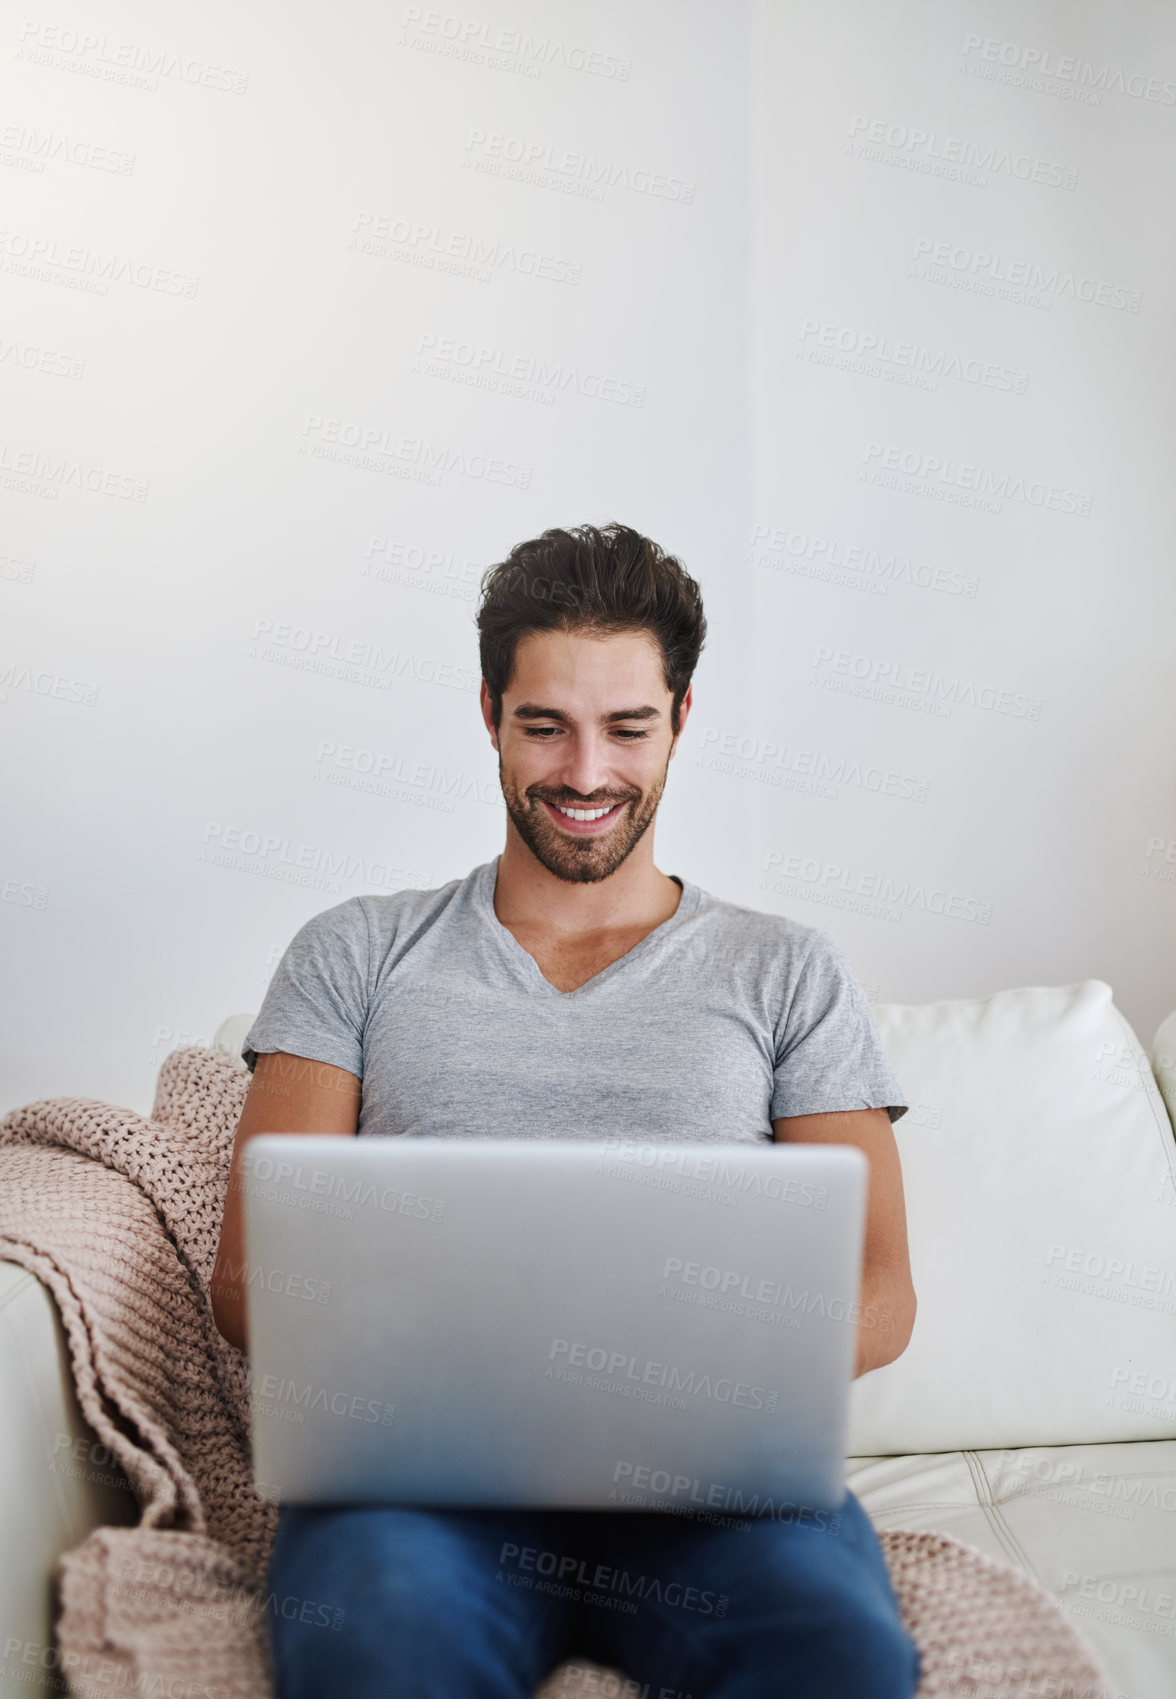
left=504, top=744, right=554, bottom=786
left=636, top=747, right=670, bottom=777
left=512, top=741, right=550, bottom=767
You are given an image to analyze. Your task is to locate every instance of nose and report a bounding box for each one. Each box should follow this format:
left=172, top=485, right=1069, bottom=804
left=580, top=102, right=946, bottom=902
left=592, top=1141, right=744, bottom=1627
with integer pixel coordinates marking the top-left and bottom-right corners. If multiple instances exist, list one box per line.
left=549, top=731, right=630, bottom=802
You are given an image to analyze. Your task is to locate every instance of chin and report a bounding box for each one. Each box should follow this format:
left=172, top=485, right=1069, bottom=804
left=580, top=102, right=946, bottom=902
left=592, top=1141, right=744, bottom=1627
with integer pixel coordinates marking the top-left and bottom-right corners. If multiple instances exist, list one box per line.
left=534, top=827, right=635, bottom=884
left=548, top=863, right=615, bottom=885
left=540, top=841, right=623, bottom=883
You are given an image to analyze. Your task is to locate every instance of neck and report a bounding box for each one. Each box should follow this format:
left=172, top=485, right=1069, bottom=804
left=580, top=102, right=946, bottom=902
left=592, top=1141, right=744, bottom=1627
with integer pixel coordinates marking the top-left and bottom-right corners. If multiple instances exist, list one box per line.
left=491, top=832, right=681, bottom=936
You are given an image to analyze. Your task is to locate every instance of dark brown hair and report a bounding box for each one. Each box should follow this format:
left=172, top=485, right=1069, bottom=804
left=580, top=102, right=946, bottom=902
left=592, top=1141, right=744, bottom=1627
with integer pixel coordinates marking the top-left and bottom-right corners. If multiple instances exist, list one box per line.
left=476, top=522, right=706, bottom=735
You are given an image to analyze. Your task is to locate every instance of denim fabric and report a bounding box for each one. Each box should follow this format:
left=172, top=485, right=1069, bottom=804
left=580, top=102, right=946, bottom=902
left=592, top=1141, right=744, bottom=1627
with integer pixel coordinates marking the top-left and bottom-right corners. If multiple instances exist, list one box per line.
left=266, top=1488, right=920, bottom=1698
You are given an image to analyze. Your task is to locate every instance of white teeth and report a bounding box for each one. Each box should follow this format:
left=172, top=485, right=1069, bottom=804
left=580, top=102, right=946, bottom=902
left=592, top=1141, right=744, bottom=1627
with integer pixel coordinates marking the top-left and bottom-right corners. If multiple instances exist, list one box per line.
left=554, top=804, right=616, bottom=821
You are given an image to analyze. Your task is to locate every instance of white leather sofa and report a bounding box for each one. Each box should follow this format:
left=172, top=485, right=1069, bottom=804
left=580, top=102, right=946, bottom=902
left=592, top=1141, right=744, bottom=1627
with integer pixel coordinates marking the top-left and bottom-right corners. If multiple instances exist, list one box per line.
left=3, top=982, right=1176, bottom=1699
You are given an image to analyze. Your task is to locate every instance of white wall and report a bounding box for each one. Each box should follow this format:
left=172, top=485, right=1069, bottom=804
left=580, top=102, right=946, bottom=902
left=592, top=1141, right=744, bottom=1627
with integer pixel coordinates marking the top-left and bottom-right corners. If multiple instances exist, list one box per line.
left=1, top=0, right=1172, bottom=1120
left=747, top=0, right=1176, bottom=1032
left=0, top=0, right=752, bottom=1114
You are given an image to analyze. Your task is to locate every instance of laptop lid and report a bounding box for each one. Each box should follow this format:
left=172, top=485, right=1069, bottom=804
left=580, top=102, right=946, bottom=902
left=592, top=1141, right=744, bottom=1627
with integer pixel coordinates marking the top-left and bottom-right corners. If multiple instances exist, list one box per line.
left=241, top=1137, right=866, bottom=1516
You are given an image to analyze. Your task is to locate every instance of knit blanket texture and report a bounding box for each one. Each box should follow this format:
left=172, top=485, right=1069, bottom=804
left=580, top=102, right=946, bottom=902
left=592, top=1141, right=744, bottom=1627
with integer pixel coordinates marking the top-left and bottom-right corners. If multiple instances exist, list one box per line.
left=0, top=1045, right=1117, bottom=1698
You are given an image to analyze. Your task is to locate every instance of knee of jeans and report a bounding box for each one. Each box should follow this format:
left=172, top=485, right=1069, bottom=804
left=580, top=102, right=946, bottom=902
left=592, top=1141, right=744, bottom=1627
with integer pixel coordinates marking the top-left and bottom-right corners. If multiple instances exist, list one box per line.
left=828, top=1601, right=919, bottom=1693
left=269, top=1505, right=497, bottom=1615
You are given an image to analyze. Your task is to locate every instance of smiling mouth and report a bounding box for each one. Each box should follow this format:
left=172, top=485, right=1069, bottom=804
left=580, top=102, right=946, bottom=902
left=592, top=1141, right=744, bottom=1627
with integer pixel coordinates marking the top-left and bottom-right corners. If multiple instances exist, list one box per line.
left=540, top=798, right=629, bottom=830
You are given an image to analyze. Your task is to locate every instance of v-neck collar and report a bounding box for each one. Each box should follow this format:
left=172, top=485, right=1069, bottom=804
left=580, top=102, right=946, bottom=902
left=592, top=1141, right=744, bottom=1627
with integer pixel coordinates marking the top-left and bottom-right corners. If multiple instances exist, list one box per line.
left=473, top=856, right=701, bottom=999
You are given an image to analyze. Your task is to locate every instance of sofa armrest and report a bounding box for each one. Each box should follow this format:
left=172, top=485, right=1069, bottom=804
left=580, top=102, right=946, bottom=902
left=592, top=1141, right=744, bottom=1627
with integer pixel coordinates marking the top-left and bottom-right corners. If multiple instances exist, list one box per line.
left=0, top=1258, right=137, bottom=1698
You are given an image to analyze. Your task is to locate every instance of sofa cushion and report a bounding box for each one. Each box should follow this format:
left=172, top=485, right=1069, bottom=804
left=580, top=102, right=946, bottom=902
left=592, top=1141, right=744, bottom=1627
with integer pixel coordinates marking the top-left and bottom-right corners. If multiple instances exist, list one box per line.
left=213, top=1014, right=252, bottom=1070
left=848, top=1439, right=1176, bottom=1699
left=1152, top=1006, right=1176, bottom=1140
left=848, top=981, right=1176, bottom=1454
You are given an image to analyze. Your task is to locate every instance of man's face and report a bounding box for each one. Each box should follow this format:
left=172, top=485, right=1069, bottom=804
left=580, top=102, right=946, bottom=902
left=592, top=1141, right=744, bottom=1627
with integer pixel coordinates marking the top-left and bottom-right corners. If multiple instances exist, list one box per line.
left=482, top=627, right=690, bottom=885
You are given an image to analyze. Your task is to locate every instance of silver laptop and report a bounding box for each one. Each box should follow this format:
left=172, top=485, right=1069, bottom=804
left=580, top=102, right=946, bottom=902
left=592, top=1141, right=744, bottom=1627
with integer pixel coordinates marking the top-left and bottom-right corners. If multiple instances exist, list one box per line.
left=241, top=1136, right=866, bottom=1516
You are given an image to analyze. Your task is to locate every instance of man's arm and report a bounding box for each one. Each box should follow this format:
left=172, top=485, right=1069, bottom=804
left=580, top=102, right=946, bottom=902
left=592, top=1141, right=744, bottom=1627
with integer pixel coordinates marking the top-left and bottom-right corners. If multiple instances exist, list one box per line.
left=210, top=1051, right=361, bottom=1352
left=771, top=1107, right=916, bottom=1378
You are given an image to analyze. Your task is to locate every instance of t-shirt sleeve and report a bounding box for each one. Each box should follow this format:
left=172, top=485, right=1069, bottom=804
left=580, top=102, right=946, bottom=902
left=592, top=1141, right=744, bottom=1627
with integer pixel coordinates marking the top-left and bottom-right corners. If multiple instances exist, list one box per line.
left=241, top=898, right=369, bottom=1079
left=770, top=928, right=907, bottom=1124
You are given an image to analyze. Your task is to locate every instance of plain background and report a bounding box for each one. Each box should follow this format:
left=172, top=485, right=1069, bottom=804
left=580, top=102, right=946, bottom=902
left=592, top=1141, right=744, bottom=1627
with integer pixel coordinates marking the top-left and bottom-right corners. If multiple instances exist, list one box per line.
left=2, top=0, right=1173, bottom=1116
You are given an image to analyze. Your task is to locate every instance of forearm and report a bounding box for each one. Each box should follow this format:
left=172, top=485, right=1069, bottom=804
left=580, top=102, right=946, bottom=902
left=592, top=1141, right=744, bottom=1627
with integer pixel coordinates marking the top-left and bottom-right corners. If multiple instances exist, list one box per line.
left=852, top=1271, right=916, bottom=1379
left=210, top=1172, right=249, bottom=1353
left=207, top=1052, right=360, bottom=1355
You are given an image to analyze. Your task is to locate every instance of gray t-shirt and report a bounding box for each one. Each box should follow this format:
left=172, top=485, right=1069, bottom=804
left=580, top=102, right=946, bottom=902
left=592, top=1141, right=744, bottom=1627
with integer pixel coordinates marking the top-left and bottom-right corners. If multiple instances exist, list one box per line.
left=242, top=857, right=907, bottom=1142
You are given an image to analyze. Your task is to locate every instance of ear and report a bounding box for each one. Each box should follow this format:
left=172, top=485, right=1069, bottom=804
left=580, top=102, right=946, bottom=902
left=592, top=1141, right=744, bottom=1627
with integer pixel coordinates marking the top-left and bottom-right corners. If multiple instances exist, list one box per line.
left=480, top=679, right=499, bottom=750
left=669, top=683, right=693, bottom=755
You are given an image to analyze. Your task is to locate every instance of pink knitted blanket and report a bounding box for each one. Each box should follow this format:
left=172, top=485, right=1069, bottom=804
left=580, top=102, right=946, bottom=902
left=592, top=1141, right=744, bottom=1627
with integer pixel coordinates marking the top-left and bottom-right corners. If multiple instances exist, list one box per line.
left=0, top=1046, right=1116, bottom=1699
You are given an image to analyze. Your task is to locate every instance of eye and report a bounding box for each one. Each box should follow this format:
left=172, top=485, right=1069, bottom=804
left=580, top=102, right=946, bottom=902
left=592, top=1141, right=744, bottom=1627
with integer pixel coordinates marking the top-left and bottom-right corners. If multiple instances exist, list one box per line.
left=521, top=727, right=650, bottom=740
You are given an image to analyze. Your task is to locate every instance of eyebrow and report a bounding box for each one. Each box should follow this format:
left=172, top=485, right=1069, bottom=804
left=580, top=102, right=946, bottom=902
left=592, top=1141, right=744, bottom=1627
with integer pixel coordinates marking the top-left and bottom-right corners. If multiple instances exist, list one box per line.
left=511, top=703, right=663, bottom=725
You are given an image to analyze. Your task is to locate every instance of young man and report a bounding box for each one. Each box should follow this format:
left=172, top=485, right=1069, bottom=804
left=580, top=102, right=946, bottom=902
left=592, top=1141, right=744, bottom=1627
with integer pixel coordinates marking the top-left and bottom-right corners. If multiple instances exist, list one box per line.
left=211, top=522, right=920, bottom=1699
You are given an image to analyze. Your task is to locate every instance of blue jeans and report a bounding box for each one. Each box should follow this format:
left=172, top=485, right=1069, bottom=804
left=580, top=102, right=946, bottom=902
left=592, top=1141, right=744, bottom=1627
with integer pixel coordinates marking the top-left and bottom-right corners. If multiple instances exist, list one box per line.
left=266, top=1490, right=920, bottom=1698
